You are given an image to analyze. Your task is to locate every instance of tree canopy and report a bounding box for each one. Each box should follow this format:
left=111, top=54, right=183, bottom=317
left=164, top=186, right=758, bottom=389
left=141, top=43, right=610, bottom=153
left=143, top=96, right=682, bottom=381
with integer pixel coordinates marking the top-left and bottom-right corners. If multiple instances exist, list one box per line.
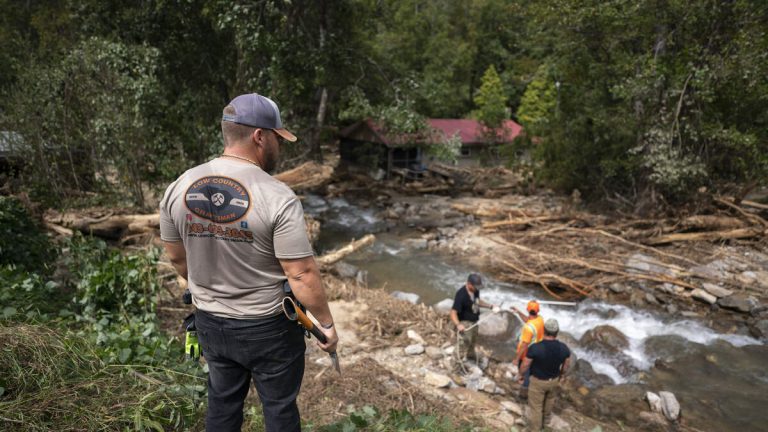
left=0, top=0, right=765, bottom=206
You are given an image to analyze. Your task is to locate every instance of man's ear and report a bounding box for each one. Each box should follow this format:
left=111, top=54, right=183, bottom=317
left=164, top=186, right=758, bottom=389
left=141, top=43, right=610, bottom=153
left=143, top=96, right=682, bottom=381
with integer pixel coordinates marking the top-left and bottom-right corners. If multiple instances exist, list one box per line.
left=252, top=129, right=265, bottom=147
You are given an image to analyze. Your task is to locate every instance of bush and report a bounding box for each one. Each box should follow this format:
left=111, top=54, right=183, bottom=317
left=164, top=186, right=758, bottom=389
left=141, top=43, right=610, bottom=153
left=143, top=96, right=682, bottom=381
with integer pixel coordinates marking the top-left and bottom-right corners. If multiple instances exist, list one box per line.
left=0, top=196, right=56, bottom=273
left=317, top=406, right=474, bottom=432
left=0, top=323, right=205, bottom=431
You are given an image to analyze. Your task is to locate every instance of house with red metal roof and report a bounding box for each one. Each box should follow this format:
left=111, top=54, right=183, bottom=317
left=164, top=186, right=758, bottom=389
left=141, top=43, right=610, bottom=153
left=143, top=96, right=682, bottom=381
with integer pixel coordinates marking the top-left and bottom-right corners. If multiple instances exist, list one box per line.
left=338, top=118, right=523, bottom=178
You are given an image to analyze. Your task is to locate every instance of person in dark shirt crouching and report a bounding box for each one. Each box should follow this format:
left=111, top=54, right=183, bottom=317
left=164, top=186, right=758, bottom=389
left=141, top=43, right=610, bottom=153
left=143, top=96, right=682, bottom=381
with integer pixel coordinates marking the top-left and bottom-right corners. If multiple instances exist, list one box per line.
left=518, top=318, right=571, bottom=431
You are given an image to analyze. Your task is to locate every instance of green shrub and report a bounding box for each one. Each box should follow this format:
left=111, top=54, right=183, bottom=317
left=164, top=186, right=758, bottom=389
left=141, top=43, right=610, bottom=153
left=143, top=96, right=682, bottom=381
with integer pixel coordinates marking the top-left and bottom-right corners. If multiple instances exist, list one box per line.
left=0, top=323, right=205, bottom=431
left=317, top=406, right=473, bottom=432
left=0, top=196, right=56, bottom=273
left=0, top=266, right=69, bottom=321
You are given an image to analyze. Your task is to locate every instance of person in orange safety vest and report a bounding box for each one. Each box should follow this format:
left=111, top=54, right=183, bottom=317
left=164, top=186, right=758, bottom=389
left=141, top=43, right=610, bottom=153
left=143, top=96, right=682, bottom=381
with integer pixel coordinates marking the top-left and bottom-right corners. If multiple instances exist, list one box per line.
left=511, top=300, right=545, bottom=399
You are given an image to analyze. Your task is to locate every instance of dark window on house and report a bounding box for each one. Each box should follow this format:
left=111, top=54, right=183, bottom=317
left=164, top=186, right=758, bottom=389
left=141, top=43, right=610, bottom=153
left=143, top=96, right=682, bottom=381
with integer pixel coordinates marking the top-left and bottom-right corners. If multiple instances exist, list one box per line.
left=460, top=147, right=471, bottom=157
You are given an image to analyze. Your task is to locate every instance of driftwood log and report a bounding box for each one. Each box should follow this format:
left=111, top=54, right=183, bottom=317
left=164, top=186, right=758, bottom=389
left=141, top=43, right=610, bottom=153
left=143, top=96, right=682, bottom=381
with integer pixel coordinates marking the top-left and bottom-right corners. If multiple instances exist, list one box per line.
left=316, top=234, right=375, bottom=268
left=43, top=161, right=334, bottom=242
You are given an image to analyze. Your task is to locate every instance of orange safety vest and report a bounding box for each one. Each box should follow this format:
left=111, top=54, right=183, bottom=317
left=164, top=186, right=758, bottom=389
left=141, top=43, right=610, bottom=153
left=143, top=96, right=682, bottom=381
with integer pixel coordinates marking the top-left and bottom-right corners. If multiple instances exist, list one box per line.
left=516, top=315, right=545, bottom=358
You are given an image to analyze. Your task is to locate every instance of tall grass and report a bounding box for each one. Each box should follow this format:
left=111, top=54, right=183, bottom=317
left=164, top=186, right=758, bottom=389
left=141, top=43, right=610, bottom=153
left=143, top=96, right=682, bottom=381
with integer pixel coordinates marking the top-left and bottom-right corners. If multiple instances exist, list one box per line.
left=0, top=324, right=206, bottom=430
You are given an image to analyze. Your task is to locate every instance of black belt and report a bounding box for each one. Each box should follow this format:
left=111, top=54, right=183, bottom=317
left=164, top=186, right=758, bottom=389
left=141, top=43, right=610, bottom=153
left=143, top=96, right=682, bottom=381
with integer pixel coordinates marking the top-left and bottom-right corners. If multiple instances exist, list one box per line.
left=531, top=375, right=558, bottom=381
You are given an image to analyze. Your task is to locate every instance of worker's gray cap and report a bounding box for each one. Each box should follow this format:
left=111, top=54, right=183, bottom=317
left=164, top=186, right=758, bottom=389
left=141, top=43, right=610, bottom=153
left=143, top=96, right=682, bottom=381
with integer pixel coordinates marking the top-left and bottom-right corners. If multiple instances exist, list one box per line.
left=544, top=318, right=559, bottom=333
left=222, top=93, right=297, bottom=142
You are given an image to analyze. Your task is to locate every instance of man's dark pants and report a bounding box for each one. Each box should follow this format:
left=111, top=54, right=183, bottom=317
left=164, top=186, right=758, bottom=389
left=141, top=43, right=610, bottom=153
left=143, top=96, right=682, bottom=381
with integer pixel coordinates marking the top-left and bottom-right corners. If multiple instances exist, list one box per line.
left=196, top=309, right=306, bottom=432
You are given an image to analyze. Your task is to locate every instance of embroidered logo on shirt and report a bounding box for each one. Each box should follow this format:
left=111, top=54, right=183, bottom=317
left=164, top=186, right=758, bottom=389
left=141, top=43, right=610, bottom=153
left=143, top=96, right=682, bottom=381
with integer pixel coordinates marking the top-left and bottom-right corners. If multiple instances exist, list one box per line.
left=184, top=176, right=251, bottom=224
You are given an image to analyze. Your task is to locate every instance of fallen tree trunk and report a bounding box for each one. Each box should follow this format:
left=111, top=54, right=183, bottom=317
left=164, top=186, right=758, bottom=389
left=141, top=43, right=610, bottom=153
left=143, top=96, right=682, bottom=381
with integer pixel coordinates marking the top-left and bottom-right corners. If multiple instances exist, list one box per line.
left=645, top=227, right=765, bottom=245
left=316, top=234, right=375, bottom=267
left=46, top=213, right=160, bottom=240
left=680, top=215, right=748, bottom=231
left=275, top=161, right=334, bottom=191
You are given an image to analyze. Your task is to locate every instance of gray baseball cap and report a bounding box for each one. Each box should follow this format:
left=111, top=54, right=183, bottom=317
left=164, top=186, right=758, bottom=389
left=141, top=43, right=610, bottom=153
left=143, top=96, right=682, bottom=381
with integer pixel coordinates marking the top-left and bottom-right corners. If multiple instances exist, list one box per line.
left=544, top=318, right=559, bottom=333
left=222, top=93, right=297, bottom=142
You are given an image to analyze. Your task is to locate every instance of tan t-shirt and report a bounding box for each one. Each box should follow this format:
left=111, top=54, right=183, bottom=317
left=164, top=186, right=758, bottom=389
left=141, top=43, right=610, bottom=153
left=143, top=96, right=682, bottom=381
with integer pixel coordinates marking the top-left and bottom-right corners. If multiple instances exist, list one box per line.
left=159, top=158, right=313, bottom=319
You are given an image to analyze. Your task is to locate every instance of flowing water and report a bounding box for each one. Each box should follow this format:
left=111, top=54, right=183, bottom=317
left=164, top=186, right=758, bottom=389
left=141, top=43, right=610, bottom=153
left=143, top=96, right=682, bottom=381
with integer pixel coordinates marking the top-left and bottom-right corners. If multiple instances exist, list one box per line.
left=305, top=195, right=768, bottom=431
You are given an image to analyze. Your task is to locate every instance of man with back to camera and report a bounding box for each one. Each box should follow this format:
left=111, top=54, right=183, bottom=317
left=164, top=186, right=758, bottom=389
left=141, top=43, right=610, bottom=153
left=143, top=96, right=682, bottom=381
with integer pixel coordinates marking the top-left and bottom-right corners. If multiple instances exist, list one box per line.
left=518, top=318, right=571, bottom=431
left=450, top=273, right=501, bottom=365
left=512, top=300, right=545, bottom=399
left=159, top=93, right=338, bottom=432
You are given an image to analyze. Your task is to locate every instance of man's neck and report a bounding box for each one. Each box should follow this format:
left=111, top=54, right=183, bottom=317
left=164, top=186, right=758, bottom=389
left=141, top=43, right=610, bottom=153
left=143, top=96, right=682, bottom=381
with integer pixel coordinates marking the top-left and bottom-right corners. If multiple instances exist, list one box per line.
left=222, top=145, right=262, bottom=166
left=543, top=335, right=557, bottom=341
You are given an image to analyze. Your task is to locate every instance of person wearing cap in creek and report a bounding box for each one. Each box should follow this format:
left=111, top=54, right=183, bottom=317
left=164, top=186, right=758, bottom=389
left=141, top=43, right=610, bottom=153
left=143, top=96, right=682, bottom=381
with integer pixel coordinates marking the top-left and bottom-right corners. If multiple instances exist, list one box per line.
left=518, top=318, right=571, bottom=431
left=512, top=300, right=545, bottom=399
left=450, top=273, right=501, bottom=367
left=159, top=93, right=338, bottom=432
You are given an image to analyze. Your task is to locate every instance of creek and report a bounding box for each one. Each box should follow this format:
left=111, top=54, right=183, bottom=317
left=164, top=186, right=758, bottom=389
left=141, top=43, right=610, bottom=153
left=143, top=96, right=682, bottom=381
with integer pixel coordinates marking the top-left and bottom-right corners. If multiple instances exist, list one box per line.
left=305, top=194, right=768, bottom=432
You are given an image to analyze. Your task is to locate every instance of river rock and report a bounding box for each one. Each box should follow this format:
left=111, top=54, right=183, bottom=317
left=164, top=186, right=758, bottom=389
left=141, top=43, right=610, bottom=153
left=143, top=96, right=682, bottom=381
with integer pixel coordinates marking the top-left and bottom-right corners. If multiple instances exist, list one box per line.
left=689, top=259, right=732, bottom=280
left=587, top=384, right=647, bottom=422
left=391, top=291, right=420, bottom=304
left=425, top=346, right=444, bottom=360
left=404, top=344, right=425, bottom=355
left=701, top=283, right=733, bottom=298
left=333, top=261, right=359, bottom=279
left=438, top=226, right=458, bottom=238
left=659, top=391, right=680, bottom=421
left=424, top=371, right=452, bottom=388
left=690, top=288, right=717, bottom=305
left=626, top=254, right=675, bottom=276
left=433, top=298, right=454, bottom=314
left=466, top=376, right=504, bottom=394
left=479, top=313, right=509, bottom=336
left=718, top=293, right=758, bottom=313
left=580, top=325, right=629, bottom=355
left=736, top=271, right=758, bottom=287
left=407, top=329, right=425, bottom=344
left=500, top=400, right=524, bottom=416
left=609, top=283, right=628, bottom=293
left=546, top=414, right=571, bottom=431
left=571, top=359, right=614, bottom=389
left=645, top=391, right=662, bottom=413
left=637, top=411, right=669, bottom=431
left=404, top=238, right=428, bottom=249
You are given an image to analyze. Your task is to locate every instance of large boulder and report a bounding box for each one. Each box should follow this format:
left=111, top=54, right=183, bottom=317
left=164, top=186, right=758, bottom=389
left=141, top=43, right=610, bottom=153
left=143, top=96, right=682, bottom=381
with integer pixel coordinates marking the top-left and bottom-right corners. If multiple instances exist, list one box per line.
left=391, top=291, right=420, bottom=304
left=479, top=312, right=509, bottom=336
left=580, top=325, right=629, bottom=355
left=752, top=319, right=768, bottom=339
left=432, top=298, right=454, bottom=314
left=585, top=384, right=648, bottom=424
left=570, top=359, right=614, bottom=389
left=718, top=294, right=758, bottom=313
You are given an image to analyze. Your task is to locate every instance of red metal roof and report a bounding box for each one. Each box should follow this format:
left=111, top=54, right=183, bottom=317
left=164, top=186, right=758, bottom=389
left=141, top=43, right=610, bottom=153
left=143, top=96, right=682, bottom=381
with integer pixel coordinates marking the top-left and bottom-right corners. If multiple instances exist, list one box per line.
left=427, top=119, right=522, bottom=145
left=339, top=118, right=523, bottom=147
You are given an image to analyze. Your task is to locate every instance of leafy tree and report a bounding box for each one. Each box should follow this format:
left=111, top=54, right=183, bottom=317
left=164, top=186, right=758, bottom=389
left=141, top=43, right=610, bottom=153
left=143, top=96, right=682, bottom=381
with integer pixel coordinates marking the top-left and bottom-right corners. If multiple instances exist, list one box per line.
left=3, top=38, right=167, bottom=206
left=516, top=65, right=557, bottom=136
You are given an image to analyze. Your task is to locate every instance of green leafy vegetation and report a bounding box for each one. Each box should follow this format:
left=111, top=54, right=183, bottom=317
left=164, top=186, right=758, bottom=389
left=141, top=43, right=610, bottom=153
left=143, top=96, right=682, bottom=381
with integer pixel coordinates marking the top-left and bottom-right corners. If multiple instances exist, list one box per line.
left=0, top=201, right=207, bottom=430
left=315, top=406, right=475, bottom=432
left=0, top=196, right=56, bottom=272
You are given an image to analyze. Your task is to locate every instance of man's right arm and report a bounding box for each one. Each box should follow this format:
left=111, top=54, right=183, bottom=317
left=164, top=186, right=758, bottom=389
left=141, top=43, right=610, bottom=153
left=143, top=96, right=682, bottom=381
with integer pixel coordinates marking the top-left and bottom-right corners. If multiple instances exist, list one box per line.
left=450, top=309, right=465, bottom=332
left=279, top=255, right=338, bottom=353
left=163, top=241, right=188, bottom=280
